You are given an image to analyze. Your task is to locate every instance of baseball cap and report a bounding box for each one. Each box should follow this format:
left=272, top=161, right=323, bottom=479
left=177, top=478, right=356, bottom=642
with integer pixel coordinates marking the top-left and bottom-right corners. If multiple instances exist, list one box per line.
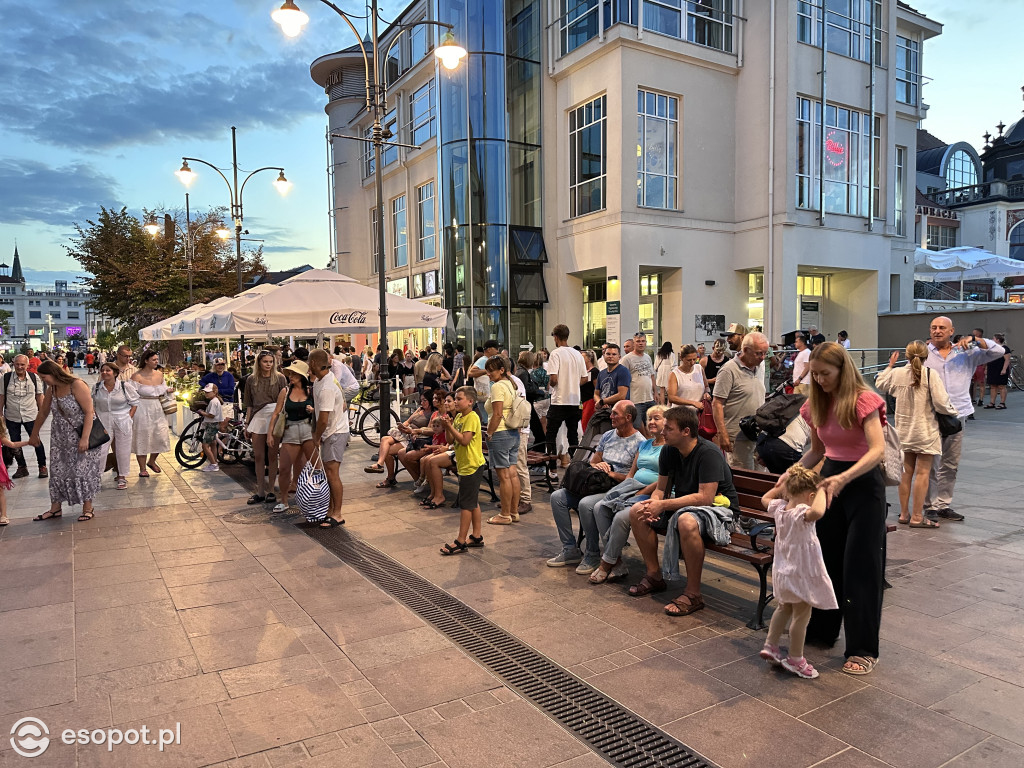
left=202, top=383, right=217, bottom=393
left=720, top=323, right=747, bottom=337
left=214, top=358, right=226, bottom=365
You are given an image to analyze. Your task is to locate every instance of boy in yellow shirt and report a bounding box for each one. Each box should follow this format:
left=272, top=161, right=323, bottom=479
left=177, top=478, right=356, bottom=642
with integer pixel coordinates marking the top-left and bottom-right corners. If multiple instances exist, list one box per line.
left=440, top=386, right=486, bottom=555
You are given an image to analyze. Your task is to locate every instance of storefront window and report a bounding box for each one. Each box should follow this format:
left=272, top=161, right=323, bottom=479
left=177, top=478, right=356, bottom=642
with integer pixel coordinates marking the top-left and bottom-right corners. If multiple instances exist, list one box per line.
left=392, top=195, right=407, bottom=268
left=747, top=271, right=764, bottom=331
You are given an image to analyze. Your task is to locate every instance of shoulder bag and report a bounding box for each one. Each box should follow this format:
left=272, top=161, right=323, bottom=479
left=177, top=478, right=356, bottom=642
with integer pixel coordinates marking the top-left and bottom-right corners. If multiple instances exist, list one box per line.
left=926, top=369, right=962, bottom=438
left=53, top=392, right=110, bottom=451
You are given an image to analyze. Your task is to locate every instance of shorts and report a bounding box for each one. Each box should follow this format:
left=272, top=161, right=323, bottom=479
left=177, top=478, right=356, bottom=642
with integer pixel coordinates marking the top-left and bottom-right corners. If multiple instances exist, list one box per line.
left=201, top=423, right=220, bottom=445
left=487, top=429, right=520, bottom=469
left=247, top=404, right=276, bottom=435
left=634, top=400, right=655, bottom=430
left=282, top=420, right=313, bottom=445
left=650, top=506, right=715, bottom=538
left=456, top=467, right=484, bottom=511
left=320, top=432, right=350, bottom=464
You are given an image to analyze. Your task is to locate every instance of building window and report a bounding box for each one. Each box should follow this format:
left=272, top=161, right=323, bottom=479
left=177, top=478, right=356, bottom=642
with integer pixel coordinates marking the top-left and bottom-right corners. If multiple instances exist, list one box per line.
left=796, top=97, right=878, bottom=217
left=0, top=286, right=13, bottom=295
left=945, top=149, right=978, bottom=190
left=637, top=89, right=678, bottom=209
left=362, top=127, right=375, bottom=178
left=67, top=312, right=80, bottom=319
left=1010, top=223, right=1024, bottom=262
left=686, top=0, right=734, bottom=52
left=895, top=146, right=906, bottom=236
left=383, top=109, right=398, bottom=166
left=797, top=0, right=874, bottom=63
left=392, top=195, right=408, bottom=268
left=370, top=208, right=382, bottom=273
left=417, top=183, right=435, bottom=262
left=29, top=311, right=41, bottom=319
left=896, top=36, right=919, bottom=105
left=49, top=301, right=59, bottom=306
left=927, top=224, right=956, bottom=251
left=50, top=312, right=61, bottom=319
left=560, top=0, right=600, bottom=55
left=797, top=275, right=824, bottom=296
left=569, top=95, right=607, bottom=218
left=406, top=20, right=430, bottom=70
left=409, top=79, right=436, bottom=146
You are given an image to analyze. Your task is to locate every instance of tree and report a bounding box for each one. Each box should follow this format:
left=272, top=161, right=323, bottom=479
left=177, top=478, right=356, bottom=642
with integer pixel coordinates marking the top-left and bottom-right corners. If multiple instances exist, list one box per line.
left=67, top=206, right=267, bottom=341
left=0, top=309, right=11, bottom=338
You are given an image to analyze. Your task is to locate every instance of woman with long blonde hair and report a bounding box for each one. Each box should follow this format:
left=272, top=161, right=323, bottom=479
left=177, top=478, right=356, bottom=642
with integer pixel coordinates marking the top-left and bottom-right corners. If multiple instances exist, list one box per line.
left=876, top=341, right=957, bottom=528
left=244, top=350, right=288, bottom=505
left=788, top=342, right=887, bottom=676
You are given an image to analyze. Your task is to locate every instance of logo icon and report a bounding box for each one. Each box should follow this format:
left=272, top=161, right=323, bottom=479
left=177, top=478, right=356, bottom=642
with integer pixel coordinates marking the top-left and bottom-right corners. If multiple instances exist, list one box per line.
left=10, top=717, right=50, bottom=758
left=328, top=311, right=368, bottom=325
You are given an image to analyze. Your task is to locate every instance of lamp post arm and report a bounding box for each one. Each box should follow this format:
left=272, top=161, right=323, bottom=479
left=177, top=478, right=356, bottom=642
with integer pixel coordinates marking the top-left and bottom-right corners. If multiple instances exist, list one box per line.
left=379, top=19, right=454, bottom=93
left=237, top=166, right=287, bottom=219
left=182, top=157, right=236, bottom=206
left=312, top=0, right=372, bottom=107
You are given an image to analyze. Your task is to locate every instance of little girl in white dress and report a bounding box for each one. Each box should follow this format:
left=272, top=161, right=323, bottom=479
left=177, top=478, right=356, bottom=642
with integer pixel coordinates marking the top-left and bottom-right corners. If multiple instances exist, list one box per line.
left=759, top=465, right=838, bottom=679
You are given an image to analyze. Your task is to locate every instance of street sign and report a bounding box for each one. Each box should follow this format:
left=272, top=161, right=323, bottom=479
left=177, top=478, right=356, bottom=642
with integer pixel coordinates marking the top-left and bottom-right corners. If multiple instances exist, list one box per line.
left=519, top=341, right=535, bottom=351
left=606, top=300, right=620, bottom=315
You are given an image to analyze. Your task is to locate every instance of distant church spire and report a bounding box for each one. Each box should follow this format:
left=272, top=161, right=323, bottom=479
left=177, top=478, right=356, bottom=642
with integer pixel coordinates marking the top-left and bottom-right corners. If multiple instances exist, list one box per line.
left=11, top=242, right=25, bottom=283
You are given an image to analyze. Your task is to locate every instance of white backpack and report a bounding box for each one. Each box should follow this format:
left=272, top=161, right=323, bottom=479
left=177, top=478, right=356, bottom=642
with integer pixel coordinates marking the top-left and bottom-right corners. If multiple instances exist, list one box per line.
left=503, top=390, right=532, bottom=430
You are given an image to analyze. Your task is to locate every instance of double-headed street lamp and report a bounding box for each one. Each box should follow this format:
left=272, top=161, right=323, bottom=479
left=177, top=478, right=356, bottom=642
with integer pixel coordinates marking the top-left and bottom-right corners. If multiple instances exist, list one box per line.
left=175, top=127, right=291, bottom=294
left=145, top=193, right=232, bottom=306
left=271, top=0, right=466, bottom=433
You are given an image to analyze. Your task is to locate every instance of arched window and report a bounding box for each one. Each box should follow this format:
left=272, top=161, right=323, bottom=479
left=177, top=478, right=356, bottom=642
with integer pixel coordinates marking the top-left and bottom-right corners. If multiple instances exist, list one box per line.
left=1011, top=222, right=1024, bottom=262
left=945, top=149, right=978, bottom=189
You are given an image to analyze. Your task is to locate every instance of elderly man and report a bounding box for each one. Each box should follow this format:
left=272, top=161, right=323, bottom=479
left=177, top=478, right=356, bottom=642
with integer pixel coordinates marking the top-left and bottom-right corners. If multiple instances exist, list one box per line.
left=923, top=316, right=1004, bottom=522
left=713, top=331, right=769, bottom=470
left=807, top=325, right=825, bottom=348
left=1, top=354, right=48, bottom=478
left=546, top=400, right=644, bottom=571
left=627, top=406, right=740, bottom=615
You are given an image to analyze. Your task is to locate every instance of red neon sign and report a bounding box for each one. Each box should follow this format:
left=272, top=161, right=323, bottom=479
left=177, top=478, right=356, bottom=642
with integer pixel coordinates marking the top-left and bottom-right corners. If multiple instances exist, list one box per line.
left=825, top=130, right=846, bottom=167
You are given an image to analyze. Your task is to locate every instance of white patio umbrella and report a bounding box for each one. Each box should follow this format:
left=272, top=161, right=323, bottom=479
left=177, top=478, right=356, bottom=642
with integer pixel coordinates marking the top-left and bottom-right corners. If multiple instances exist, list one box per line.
left=138, top=299, right=230, bottom=341
left=200, top=269, right=448, bottom=334
left=171, top=287, right=276, bottom=338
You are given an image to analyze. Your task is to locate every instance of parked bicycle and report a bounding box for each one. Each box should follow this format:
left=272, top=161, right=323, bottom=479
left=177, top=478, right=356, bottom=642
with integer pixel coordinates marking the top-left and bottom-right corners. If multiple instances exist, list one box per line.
left=1010, top=354, right=1023, bottom=391
left=175, top=396, right=254, bottom=469
left=348, top=379, right=399, bottom=448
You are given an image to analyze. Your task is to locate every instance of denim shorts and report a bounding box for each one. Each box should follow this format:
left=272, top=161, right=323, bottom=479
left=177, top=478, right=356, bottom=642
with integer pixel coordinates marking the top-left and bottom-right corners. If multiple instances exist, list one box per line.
left=487, top=429, right=520, bottom=469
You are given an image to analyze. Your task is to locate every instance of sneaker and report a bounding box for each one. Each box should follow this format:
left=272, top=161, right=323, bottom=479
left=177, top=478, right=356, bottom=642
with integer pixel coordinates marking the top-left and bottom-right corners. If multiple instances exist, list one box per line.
left=201, top=464, right=220, bottom=472
left=546, top=469, right=559, bottom=482
left=575, top=556, right=602, bottom=575
left=12, top=466, right=29, bottom=479
left=546, top=550, right=583, bottom=567
left=413, top=483, right=431, bottom=497
left=517, top=502, right=532, bottom=515
left=936, top=508, right=965, bottom=521
left=38, top=467, right=48, bottom=478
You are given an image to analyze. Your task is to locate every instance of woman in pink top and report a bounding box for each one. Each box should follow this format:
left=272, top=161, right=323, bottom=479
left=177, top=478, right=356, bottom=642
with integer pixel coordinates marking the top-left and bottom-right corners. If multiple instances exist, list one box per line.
left=791, top=342, right=886, bottom=676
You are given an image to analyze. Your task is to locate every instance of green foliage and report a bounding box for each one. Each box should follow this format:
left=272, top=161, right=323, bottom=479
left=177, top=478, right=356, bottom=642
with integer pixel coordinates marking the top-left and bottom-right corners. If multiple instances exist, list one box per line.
left=0, top=309, right=11, bottom=337
left=95, top=329, right=118, bottom=351
left=67, top=206, right=267, bottom=340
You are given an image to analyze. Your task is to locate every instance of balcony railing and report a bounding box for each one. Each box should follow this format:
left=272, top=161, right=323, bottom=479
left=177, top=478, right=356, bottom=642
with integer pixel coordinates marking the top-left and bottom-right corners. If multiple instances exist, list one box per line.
left=925, top=180, right=1024, bottom=208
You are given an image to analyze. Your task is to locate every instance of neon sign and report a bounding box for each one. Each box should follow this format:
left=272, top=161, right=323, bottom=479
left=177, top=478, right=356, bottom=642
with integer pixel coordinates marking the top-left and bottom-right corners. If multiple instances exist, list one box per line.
left=65, top=326, right=83, bottom=337
left=825, top=130, right=846, bottom=168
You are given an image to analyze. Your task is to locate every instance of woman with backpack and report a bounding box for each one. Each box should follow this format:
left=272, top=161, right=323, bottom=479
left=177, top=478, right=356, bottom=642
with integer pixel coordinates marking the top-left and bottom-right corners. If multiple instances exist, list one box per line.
left=92, top=362, right=139, bottom=491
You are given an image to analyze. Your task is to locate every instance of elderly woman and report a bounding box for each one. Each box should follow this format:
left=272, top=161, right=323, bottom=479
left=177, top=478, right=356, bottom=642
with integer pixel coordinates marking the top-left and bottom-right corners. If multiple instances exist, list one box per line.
left=92, top=362, right=139, bottom=490
left=131, top=349, right=172, bottom=477
left=584, top=405, right=668, bottom=584
left=365, top=390, right=436, bottom=487
left=29, top=360, right=106, bottom=522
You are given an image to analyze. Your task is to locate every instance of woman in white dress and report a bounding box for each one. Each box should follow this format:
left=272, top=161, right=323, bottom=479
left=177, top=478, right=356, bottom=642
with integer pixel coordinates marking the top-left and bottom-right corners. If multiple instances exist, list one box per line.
left=654, top=342, right=677, bottom=405
left=93, top=362, right=139, bottom=490
left=666, top=345, right=709, bottom=411
left=131, top=349, right=172, bottom=477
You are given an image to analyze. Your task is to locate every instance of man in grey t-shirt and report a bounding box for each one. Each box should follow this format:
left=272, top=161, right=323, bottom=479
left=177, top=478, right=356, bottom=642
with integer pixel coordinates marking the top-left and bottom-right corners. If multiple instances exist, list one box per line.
left=712, top=332, right=768, bottom=470
left=622, top=333, right=656, bottom=436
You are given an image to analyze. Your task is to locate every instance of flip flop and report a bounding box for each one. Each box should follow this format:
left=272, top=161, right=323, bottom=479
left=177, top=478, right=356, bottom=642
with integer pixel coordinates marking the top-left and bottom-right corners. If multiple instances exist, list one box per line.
left=375, top=478, right=397, bottom=488
left=318, top=516, right=345, bottom=528
left=486, top=515, right=514, bottom=525
left=138, top=471, right=150, bottom=478
left=909, top=519, right=940, bottom=528
left=147, top=462, right=162, bottom=474
left=0, top=516, right=9, bottom=526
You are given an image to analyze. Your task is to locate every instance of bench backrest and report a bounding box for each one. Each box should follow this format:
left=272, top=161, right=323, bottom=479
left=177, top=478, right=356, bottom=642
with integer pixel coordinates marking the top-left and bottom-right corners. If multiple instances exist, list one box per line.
left=731, top=468, right=781, bottom=513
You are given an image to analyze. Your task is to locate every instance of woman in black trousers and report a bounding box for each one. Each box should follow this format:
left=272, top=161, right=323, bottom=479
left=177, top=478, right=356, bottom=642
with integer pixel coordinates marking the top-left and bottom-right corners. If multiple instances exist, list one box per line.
left=787, top=342, right=887, bottom=675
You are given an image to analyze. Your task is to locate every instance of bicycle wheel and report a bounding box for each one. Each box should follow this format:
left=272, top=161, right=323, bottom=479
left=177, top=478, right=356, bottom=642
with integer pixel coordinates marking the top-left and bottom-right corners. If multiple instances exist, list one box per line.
left=1010, top=365, right=1023, bottom=391
left=175, top=417, right=206, bottom=469
left=358, top=405, right=399, bottom=447
left=218, top=431, right=242, bottom=465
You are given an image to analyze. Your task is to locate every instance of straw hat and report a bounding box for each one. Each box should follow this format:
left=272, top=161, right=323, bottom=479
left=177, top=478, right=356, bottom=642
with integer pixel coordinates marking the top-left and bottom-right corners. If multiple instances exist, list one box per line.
left=283, top=360, right=310, bottom=380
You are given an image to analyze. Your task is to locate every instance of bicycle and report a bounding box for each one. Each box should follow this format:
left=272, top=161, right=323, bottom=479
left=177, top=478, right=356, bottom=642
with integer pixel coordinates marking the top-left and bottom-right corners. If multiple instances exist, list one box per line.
left=175, top=416, right=253, bottom=469
left=347, top=379, right=399, bottom=448
left=1009, top=355, right=1023, bottom=391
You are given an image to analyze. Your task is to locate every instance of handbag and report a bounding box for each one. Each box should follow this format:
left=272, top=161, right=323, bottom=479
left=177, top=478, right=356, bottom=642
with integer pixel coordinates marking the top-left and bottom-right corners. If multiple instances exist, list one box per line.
left=560, top=460, right=617, bottom=498
left=53, top=395, right=110, bottom=451
left=294, top=452, right=330, bottom=522
left=160, top=393, right=178, bottom=415
left=881, top=420, right=903, bottom=487
left=698, top=405, right=717, bottom=439
left=272, top=411, right=286, bottom=441
left=926, top=369, right=962, bottom=438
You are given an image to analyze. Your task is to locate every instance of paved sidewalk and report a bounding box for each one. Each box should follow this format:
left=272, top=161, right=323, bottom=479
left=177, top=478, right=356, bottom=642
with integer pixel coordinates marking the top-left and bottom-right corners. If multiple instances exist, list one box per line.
left=2, top=391, right=1022, bottom=768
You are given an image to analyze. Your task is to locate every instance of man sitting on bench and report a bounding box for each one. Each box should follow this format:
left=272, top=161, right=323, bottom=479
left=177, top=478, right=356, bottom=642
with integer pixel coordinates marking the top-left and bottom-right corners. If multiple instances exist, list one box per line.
left=627, top=406, right=740, bottom=616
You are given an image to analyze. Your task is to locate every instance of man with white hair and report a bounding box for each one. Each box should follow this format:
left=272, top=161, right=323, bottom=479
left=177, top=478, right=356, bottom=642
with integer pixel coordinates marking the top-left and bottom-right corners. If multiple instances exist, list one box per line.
left=712, top=331, right=769, bottom=470
left=923, top=316, right=1004, bottom=522
left=1, top=354, right=48, bottom=478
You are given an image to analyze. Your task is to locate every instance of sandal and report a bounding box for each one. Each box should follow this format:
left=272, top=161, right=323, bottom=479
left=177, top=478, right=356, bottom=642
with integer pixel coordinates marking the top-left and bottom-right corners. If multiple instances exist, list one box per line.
left=467, top=535, right=484, bottom=548
left=147, top=461, right=162, bottom=474
left=375, top=478, right=397, bottom=489
left=842, top=655, right=878, bottom=675
left=487, top=514, right=514, bottom=525
left=264, top=493, right=277, bottom=504
left=588, top=567, right=611, bottom=585
left=996, top=404, right=1007, bottom=409
left=319, top=516, right=345, bottom=528
left=364, top=464, right=386, bottom=474
left=33, top=510, right=62, bottom=521
left=909, top=518, right=940, bottom=528
left=897, top=515, right=910, bottom=525
left=420, top=499, right=444, bottom=509
left=440, top=540, right=468, bottom=556
left=0, top=516, right=9, bottom=526
left=116, top=477, right=128, bottom=490
left=665, top=593, right=705, bottom=616
left=138, top=470, right=150, bottom=478
left=760, top=643, right=784, bottom=665
left=628, top=576, right=667, bottom=597
left=78, top=510, right=95, bottom=522
left=983, top=404, right=996, bottom=409
left=246, top=494, right=266, bottom=505
left=781, top=656, right=819, bottom=679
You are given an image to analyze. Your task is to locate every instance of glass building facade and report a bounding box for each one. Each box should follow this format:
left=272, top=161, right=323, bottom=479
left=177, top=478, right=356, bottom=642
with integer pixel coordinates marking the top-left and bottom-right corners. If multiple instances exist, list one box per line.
left=438, top=0, right=547, bottom=352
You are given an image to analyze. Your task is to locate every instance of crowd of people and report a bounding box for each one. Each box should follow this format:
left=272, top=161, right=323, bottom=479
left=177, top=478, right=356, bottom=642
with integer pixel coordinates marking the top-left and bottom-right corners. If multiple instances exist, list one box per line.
left=0, top=315, right=1010, bottom=682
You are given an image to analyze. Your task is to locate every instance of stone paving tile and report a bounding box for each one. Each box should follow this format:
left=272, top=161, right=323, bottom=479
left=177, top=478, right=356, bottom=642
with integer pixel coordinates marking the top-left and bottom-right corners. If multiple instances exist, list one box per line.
left=863, top=641, right=984, bottom=707
left=943, top=599, right=1024, bottom=643
left=514, top=612, right=639, bottom=667
left=218, top=654, right=328, bottom=699
left=76, top=623, right=195, bottom=677
left=314, top=601, right=426, bottom=646
left=146, top=531, right=224, bottom=552
left=6, top=628, right=75, bottom=671
left=75, top=598, right=180, bottom=639
left=801, top=686, right=987, bottom=768
left=936, top=633, right=1024, bottom=687
left=0, top=660, right=76, bottom=716
left=77, top=656, right=203, bottom=698
left=73, top=577, right=171, bottom=613
left=941, top=736, right=1024, bottom=767
left=810, top=747, right=894, bottom=767
left=73, top=545, right=155, bottom=571
left=363, top=649, right=500, bottom=715
left=667, top=628, right=767, bottom=671
left=109, top=672, right=230, bottom=723
left=190, top=622, right=307, bottom=673
left=168, top=577, right=263, bottom=610
left=877, top=603, right=985, bottom=655
left=446, top=575, right=549, bottom=613
left=160, top=559, right=264, bottom=588
left=341, top=626, right=453, bottom=671
left=930, top=678, right=1024, bottom=747
left=420, top=700, right=590, bottom=768
left=73, top=560, right=163, bottom=590
left=0, top=601, right=74, bottom=639
left=178, top=597, right=283, bottom=637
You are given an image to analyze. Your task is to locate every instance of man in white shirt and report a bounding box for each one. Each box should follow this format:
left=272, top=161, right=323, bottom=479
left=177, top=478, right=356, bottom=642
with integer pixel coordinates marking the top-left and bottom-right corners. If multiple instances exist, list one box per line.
left=308, top=349, right=350, bottom=529
left=923, top=316, right=1004, bottom=522
left=791, top=334, right=811, bottom=394
left=544, top=324, right=587, bottom=462
left=622, top=332, right=657, bottom=436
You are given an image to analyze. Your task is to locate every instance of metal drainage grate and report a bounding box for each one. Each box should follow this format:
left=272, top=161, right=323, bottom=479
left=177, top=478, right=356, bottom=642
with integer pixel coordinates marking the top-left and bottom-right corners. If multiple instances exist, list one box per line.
left=303, top=525, right=716, bottom=768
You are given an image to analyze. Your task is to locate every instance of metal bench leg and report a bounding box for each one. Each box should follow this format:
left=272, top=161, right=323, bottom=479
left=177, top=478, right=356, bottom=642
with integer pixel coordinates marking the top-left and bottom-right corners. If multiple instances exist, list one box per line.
left=748, top=562, right=773, bottom=631
left=485, top=463, right=498, bottom=503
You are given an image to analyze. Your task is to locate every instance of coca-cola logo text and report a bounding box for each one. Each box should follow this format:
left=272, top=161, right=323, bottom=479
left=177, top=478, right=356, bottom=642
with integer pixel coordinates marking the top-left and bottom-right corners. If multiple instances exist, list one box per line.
left=329, top=311, right=369, bottom=325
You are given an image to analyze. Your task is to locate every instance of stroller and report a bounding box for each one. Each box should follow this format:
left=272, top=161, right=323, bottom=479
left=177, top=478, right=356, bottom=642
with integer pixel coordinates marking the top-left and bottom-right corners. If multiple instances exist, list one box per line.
left=570, top=408, right=613, bottom=463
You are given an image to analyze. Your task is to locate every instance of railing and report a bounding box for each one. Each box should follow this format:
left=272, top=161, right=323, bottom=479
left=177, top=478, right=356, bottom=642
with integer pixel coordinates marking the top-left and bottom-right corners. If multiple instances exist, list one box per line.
left=925, top=180, right=1024, bottom=207
left=914, top=280, right=962, bottom=302
left=850, top=348, right=905, bottom=377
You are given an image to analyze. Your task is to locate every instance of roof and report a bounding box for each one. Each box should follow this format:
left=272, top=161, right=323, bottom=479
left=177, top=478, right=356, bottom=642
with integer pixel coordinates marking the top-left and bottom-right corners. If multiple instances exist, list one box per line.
left=917, top=128, right=947, bottom=152
left=917, top=146, right=947, bottom=176
left=248, top=264, right=316, bottom=287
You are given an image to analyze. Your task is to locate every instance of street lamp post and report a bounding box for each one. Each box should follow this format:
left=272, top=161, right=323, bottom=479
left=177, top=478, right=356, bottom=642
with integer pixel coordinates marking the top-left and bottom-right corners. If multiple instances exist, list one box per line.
left=175, top=127, right=290, bottom=375
left=272, top=0, right=465, bottom=433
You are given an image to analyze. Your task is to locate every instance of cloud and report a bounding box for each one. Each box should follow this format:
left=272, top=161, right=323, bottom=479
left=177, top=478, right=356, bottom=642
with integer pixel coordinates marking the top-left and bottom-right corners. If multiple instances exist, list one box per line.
left=20, top=268, right=90, bottom=289
left=262, top=244, right=318, bottom=253
left=0, top=159, right=125, bottom=228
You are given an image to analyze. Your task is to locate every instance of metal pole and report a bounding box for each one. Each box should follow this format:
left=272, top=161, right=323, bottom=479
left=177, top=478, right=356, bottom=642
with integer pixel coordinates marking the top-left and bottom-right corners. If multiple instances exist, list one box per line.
left=231, top=126, right=247, bottom=378
left=185, top=192, right=194, bottom=306
left=371, top=0, right=391, bottom=433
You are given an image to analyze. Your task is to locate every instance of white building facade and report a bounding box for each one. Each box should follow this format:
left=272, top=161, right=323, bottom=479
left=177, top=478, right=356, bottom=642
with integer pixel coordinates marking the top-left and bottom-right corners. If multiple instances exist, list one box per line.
left=312, top=1, right=941, bottom=352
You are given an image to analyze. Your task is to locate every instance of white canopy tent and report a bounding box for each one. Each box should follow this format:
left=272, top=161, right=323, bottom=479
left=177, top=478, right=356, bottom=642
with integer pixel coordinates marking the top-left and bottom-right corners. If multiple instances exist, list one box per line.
left=198, top=269, right=448, bottom=335
left=914, top=247, right=1024, bottom=299
left=137, top=297, right=235, bottom=341
left=170, top=286, right=277, bottom=338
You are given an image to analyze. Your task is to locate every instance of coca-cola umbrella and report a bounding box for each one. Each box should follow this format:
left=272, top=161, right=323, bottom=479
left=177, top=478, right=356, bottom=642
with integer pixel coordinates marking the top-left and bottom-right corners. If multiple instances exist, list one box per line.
left=170, top=285, right=277, bottom=338
left=198, top=269, right=448, bottom=334
left=139, top=297, right=236, bottom=341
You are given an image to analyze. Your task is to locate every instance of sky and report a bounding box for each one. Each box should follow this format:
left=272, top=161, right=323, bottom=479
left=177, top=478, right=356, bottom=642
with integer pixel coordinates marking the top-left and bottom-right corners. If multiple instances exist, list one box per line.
left=1, top=0, right=1021, bottom=289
